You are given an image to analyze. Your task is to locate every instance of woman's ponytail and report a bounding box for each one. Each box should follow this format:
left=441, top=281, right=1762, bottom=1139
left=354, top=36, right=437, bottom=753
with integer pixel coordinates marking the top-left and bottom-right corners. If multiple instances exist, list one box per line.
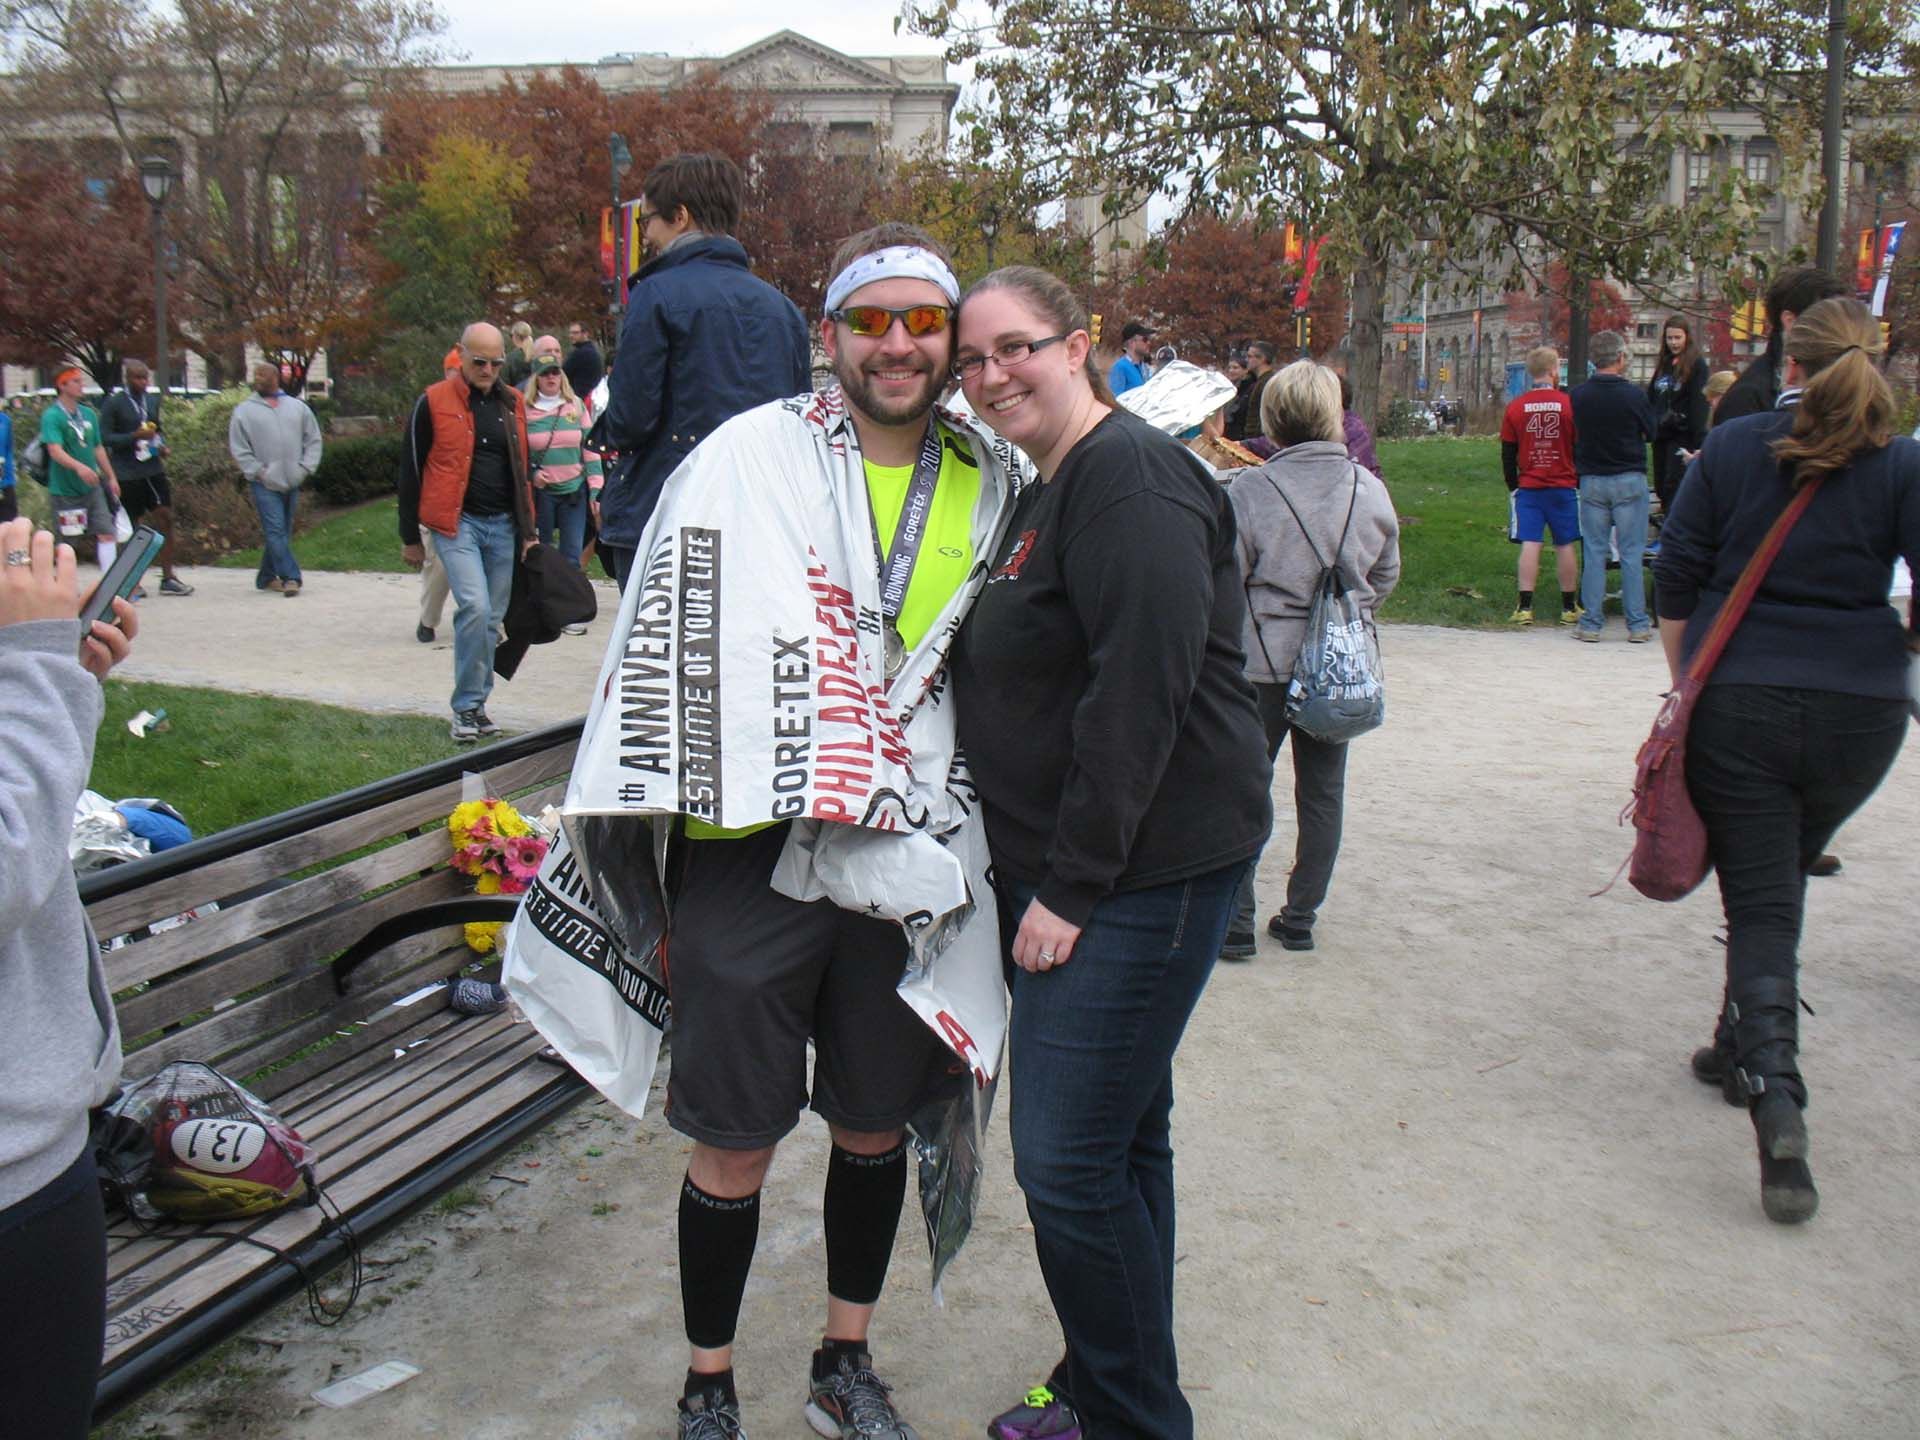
left=1769, top=297, right=1894, bottom=487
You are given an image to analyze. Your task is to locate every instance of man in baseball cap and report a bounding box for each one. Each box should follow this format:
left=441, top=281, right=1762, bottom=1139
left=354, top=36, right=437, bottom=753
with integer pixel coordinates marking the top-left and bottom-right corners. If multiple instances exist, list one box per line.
left=1109, top=320, right=1157, bottom=395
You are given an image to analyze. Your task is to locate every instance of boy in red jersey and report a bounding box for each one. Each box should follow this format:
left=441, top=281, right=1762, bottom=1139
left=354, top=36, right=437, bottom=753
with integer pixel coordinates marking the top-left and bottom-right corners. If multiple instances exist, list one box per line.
left=1500, top=345, right=1581, bottom=624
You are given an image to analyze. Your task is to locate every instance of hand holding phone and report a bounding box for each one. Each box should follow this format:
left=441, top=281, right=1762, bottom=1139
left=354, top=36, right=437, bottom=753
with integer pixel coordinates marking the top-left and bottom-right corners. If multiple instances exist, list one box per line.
left=79, top=525, right=165, bottom=630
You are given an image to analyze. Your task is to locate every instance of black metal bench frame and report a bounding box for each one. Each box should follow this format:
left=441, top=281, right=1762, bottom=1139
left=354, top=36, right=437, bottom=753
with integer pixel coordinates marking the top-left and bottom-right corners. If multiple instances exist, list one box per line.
left=81, top=720, right=588, bottom=1423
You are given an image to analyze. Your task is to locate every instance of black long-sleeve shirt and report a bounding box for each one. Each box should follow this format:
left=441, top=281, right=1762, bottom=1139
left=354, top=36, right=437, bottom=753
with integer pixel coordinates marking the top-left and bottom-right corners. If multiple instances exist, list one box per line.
left=950, top=409, right=1272, bottom=925
left=1654, top=411, right=1920, bottom=699
left=1648, top=355, right=1710, bottom=450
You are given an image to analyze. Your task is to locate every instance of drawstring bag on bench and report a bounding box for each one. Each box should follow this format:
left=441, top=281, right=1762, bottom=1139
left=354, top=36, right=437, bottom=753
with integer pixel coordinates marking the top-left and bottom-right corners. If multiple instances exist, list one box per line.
left=92, top=1062, right=367, bottom=1328
left=94, top=1062, right=314, bottom=1221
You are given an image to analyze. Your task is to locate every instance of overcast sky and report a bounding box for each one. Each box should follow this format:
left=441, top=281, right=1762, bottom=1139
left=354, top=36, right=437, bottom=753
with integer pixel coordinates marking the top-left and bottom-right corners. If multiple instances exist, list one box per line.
left=444, top=4, right=950, bottom=69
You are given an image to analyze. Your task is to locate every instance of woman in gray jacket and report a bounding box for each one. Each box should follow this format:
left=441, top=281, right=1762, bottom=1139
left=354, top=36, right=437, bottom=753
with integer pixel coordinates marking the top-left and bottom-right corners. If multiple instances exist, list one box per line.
left=1224, top=361, right=1401, bottom=955
left=0, top=517, right=137, bottom=1437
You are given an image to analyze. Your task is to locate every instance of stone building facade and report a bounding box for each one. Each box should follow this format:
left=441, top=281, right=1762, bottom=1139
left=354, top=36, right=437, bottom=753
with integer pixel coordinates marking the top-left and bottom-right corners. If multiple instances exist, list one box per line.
left=1387, top=106, right=1910, bottom=405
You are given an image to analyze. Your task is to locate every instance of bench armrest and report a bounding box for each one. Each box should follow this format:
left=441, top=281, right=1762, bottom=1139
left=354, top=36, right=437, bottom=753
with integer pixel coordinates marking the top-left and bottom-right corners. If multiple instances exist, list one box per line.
left=331, top=897, right=523, bottom=994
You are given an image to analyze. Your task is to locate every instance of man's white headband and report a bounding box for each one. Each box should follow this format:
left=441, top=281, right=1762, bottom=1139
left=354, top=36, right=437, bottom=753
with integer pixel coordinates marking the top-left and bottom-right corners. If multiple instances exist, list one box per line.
left=824, top=245, right=960, bottom=314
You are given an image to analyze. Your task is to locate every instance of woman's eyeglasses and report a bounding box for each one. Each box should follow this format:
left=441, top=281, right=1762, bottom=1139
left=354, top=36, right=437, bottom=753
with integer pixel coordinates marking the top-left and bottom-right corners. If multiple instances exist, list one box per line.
left=829, top=305, right=954, bottom=338
left=951, top=334, right=1069, bottom=381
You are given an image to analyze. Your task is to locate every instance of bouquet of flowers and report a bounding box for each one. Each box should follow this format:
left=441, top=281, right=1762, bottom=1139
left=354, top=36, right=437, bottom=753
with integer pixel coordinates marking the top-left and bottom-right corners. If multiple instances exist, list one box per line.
left=447, top=798, right=549, bottom=952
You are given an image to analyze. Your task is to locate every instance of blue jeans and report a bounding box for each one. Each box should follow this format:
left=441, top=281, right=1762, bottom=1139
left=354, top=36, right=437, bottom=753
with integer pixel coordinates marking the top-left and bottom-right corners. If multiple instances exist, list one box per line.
left=1000, top=863, right=1242, bottom=1440
left=536, top=486, right=588, bottom=566
left=249, top=482, right=300, bottom=587
left=433, top=512, right=516, bottom=714
left=1577, top=471, right=1650, bottom=634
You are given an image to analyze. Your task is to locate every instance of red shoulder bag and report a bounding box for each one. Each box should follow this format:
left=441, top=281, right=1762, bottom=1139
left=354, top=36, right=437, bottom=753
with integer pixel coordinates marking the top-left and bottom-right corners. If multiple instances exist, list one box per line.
left=1625, top=477, right=1822, bottom=901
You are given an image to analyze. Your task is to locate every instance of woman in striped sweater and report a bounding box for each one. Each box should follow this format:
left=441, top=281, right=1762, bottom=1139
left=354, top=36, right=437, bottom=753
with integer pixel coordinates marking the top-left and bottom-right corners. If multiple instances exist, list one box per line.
left=522, top=358, right=601, bottom=592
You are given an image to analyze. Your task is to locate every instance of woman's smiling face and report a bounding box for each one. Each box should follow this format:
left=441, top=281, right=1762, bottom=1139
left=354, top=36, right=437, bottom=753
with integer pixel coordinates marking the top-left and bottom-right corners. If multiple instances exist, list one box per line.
left=955, top=288, right=1082, bottom=452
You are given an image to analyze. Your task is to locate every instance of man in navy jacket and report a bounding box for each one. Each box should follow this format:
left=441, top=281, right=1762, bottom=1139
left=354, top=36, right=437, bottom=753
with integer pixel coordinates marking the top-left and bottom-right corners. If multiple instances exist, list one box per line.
left=596, top=152, right=812, bottom=588
left=1569, top=329, right=1657, bottom=642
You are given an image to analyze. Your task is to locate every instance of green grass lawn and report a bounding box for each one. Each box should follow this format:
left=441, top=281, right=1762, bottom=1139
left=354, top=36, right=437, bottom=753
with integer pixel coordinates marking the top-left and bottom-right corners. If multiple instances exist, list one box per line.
left=203, top=437, right=1543, bottom=626
left=218, top=495, right=411, bottom=574
left=1375, top=435, right=1573, bottom=627
left=91, top=681, right=477, bottom=837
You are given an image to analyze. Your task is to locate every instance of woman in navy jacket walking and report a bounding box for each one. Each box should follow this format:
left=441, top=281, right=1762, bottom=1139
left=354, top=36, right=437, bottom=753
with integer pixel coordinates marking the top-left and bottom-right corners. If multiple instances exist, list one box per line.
left=1654, top=297, right=1919, bottom=1223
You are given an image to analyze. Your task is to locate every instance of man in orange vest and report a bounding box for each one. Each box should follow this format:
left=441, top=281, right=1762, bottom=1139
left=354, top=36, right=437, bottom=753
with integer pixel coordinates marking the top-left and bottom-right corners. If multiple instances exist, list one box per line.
left=398, top=322, right=537, bottom=741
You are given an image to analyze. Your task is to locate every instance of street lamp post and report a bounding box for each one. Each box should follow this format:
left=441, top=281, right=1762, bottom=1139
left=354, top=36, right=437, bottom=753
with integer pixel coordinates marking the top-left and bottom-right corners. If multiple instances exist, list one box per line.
left=608, top=133, right=633, bottom=329
left=138, top=154, right=176, bottom=394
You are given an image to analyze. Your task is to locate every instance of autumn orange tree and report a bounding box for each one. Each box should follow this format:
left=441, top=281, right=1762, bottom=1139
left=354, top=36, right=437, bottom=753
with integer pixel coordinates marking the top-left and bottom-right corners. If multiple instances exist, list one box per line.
left=1077, top=213, right=1351, bottom=367
left=0, top=0, right=441, bottom=382
left=375, top=71, right=895, bottom=339
left=1504, top=263, right=1635, bottom=352
left=0, top=163, right=157, bottom=387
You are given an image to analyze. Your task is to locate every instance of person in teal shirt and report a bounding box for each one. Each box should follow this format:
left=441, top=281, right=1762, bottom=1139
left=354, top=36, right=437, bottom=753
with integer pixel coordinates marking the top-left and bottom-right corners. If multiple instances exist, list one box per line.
left=39, top=368, right=121, bottom=574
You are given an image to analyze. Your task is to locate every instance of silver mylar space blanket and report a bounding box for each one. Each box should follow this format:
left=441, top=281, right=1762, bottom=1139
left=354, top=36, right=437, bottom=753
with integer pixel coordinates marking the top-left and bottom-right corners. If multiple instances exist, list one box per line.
left=1115, top=360, right=1238, bottom=435
left=501, top=386, right=1026, bottom=1289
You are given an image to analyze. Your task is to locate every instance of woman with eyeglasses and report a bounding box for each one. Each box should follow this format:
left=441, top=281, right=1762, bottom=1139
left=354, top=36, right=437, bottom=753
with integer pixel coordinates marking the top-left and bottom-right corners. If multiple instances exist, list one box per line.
left=948, top=266, right=1272, bottom=1440
left=521, top=356, right=600, bottom=591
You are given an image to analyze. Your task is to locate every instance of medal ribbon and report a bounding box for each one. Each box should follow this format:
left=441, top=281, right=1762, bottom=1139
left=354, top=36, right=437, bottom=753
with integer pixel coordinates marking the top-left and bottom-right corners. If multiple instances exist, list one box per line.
left=869, top=421, right=945, bottom=626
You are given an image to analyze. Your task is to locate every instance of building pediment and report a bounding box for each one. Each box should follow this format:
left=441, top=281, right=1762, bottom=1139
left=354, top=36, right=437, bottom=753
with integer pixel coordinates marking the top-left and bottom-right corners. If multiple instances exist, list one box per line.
left=712, top=31, right=901, bottom=91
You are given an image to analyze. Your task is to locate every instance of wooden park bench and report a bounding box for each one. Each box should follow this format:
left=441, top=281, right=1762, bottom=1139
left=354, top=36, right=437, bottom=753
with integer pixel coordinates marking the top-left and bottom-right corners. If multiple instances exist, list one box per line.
left=81, top=720, right=589, bottom=1424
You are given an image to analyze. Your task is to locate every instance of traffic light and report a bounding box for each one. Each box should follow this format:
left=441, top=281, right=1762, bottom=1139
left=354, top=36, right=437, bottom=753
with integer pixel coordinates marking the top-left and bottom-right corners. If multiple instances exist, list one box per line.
left=1729, top=299, right=1766, bottom=342
left=1294, top=312, right=1312, bottom=351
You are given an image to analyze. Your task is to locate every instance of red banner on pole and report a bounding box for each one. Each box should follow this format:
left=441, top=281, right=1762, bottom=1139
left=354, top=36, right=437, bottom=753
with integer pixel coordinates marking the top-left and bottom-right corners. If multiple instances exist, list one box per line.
left=1293, top=236, right=1324, bottom=309
left=1856, top=228, right=1878, bottom=297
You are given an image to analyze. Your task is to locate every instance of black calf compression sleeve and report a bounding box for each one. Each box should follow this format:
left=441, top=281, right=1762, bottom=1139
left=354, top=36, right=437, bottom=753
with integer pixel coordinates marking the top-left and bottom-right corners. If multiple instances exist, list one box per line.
left=823, top=1142, right=908, bottom=1307
left=679, top=1174, right=761, bottom=1350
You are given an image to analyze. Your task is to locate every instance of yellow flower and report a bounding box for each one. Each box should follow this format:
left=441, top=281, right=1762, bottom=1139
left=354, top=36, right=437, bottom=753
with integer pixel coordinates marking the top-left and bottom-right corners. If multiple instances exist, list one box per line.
left=449, top=799, right=492, bottom=850
left=464, top=920, right=502, bottom=953
left=475, top=871, right=503, bottom=895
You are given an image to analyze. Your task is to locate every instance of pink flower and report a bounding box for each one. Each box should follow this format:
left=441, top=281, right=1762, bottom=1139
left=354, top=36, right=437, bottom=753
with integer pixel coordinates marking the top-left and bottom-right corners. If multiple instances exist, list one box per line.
left=499, top=874, right=530, bottom=896
left=503, top=835, right=548, bottom=880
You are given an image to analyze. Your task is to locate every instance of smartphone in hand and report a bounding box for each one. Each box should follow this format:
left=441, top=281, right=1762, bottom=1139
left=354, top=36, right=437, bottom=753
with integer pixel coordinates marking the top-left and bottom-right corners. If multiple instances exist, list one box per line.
left=79, top=526, right=165, bottom=630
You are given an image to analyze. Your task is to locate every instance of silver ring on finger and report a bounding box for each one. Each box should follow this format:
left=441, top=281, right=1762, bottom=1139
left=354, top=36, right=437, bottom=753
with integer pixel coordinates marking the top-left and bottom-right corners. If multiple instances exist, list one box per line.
left=4, top=549, right=28, bottom=567
left=1037, top=949, right=1056, bottom=964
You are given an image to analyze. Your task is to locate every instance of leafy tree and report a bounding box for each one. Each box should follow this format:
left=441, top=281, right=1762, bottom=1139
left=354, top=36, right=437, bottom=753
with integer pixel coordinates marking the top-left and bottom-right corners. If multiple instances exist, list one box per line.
left=872, top=151, right=1102, bottom=288
left=376, top=71, right=782, bottom=339
left=1103, top=212, right=1347, bottom=364
left=367, top=130, right=531, bottom=406
left=905, top=0, right=1917, bottom=425
left=1, top=0, right=441, bottom=377
left=0, top=162, right=155, bottom=387
left=1504, top=263, right=1635, bottom=351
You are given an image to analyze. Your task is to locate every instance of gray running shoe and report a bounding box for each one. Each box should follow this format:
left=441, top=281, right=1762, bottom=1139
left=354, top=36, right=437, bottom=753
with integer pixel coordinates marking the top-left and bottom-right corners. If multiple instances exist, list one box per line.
left=805, top=1349, right=918, bottom=1438
left=679, top=1390, right=747, bottom=1439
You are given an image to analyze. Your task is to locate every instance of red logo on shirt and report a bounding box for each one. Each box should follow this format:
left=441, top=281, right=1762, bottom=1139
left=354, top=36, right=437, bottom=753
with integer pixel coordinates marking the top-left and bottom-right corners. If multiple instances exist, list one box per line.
left=993, top=529, right=1038, bottom=581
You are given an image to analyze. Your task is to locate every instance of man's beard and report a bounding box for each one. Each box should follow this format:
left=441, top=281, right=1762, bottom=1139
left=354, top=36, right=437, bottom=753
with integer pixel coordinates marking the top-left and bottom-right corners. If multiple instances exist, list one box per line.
left=834, top=353, right=941, bottom=431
